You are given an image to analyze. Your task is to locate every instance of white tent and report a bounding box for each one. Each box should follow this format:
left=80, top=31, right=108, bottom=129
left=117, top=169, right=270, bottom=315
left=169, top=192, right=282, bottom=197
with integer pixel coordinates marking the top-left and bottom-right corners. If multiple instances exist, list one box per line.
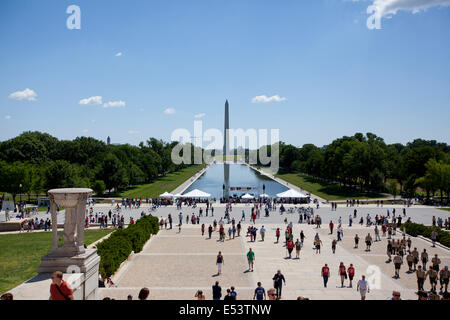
left=182, top=189, right=211, bottom=198
left=174, top=193, right=182, bottom=198
left=241, top=193, right=254, bottom=199
left=259, top=193, right=270, bottom=198
left=159, top=191, right=174, bottom=198
left=276, top=189, right=308, bottom=198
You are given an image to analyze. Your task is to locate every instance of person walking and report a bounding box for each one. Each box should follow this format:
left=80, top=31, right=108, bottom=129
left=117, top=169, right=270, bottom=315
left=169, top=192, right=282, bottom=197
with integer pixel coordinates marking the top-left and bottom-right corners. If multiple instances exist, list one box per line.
left=314, top=237, right=323, bottom=254
left=338, top=262, right=347, bottom=288
left=416, top=265, right=426, bottom=292
left=393, top=253, right=403, bottom=278
left=253, top=282, right=266, bottom=300
left=247, top=248, right=255, bottom=272
left=272, top=270, right=286, bottom=299
left=295, top=239, right=301, bottom=259
left=406, top=251, right=414, bottom=272
left=331, top=239, right=337, bottom=254
left=432, top=254, right=441, bottom=273
left=260, top=225, right=266, bottom=241
left=357, top=275, right=370, bottom=300
left=216, top=251, right=224, bottom=275
left=212, top=281, right=222, bottom=300
left=439, top=266, right=449, bottom=293
left=426, top=266, right=438, bottom=292
left=347, top=264, right=355, bottom=288
left=286, top=238, right=295, bottom=258
left=431, top=230, right=438, bottom=247
left=321, top=264, right=330, bottom=288
left=374, top=225, right=381, bottom=242
left=365, top=233, right=373, bottom=251
left=208, top=225, right=213, bottom=239
left=300, top=230, right=305, bottom=246
left=421, top=249, right=428, bottom=269
left=275, top=228, right=280, bottom=243
left=354, top=234, right=359, bottom=249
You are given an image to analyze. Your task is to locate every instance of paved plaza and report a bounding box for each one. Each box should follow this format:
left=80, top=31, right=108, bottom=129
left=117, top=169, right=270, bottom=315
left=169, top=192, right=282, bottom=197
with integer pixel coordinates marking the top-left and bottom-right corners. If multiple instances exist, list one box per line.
left=97, top=203, right=450, bottom=300
left=39, top=203, right=449, bottom=226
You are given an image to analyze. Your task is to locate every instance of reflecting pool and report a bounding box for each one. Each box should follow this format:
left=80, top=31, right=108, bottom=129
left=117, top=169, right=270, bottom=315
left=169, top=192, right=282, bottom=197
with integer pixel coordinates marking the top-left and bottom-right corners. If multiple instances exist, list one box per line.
left=183, top=163, right=289, bottom=199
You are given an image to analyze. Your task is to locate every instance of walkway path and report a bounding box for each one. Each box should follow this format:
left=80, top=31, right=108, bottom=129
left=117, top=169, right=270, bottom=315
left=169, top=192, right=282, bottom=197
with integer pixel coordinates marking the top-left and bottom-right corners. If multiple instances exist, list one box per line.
left=99, top=220, right=450, bottom=300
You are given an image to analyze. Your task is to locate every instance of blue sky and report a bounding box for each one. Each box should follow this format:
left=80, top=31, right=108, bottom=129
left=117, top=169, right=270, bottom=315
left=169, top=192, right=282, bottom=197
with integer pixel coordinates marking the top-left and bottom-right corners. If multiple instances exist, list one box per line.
left=1, top=0, right=449, bottom=148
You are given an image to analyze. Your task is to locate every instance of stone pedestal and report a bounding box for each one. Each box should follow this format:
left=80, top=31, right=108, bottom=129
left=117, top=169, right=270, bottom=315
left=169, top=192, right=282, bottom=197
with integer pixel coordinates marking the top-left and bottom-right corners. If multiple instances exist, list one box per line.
left=36, top=188, right=100, bottom=300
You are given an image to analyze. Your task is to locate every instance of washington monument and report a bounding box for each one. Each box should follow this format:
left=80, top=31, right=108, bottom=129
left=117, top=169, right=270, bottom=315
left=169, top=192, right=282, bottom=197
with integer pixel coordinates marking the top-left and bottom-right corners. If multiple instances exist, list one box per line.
left=223, top=100, right=230, bottom=157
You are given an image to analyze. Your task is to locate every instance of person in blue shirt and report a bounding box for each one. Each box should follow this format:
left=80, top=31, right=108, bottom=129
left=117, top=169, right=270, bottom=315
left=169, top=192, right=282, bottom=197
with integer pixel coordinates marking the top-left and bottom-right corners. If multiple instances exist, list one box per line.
left=253, top=282, right=266, bottom=300
left=230, top=286, right=237, bottom=300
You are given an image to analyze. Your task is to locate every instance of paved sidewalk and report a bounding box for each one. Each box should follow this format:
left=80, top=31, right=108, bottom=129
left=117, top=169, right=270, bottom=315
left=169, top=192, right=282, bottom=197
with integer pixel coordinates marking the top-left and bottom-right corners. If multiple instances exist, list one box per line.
left=99, top=222, right=450, bottom=300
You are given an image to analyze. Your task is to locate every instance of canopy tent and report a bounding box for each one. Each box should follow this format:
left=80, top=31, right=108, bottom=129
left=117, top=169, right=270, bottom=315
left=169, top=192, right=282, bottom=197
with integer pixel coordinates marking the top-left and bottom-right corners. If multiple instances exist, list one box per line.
left=173, top=193, right=182, bottom=198
left=159, top=192, right=174, bottom=198
left=276, top=189, right=308, bottom=198
left=241, top=193, right=254, bottom=199
left=182, top=189, right=211, bottom=198
left=259, top=193, right=270, bottom=198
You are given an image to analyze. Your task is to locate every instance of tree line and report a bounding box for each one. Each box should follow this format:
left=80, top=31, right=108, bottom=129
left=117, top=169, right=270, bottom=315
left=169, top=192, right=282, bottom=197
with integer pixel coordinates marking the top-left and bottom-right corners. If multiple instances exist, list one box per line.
left=252, top=132, right=450, bottom=202
left=0, top=131, right=200, bottom=204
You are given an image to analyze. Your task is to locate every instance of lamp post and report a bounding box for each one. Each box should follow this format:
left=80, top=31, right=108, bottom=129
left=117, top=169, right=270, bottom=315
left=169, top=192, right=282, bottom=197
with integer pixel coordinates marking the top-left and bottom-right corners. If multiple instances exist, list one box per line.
left=19, top=183, right=22, bottom=203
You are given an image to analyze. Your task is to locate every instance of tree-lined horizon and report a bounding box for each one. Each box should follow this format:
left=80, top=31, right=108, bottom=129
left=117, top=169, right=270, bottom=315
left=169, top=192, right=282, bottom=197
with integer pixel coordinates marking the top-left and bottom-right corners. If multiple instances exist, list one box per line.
left=0, top=131, right=449, bottom=204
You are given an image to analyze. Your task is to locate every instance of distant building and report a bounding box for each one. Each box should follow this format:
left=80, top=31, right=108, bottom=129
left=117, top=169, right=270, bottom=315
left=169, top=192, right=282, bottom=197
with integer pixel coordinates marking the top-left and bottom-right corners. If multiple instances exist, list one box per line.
left=107, top=136, right=111, bottom=145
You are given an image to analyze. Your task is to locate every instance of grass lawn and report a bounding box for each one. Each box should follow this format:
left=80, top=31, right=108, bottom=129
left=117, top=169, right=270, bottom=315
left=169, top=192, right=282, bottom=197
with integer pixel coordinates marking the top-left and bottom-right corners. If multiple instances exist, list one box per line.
left=275, top=172, right=388, bottom=201
left=438, top=208, right=450, bottom=212
left=119, top=164, right=206, bottom=199
left=0, top=229, right=113, bottom=294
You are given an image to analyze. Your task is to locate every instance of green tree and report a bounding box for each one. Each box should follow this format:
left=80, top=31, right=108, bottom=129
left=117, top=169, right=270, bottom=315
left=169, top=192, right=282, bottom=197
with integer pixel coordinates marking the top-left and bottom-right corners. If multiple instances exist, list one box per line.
left=92, top=180, right=106, bottom=196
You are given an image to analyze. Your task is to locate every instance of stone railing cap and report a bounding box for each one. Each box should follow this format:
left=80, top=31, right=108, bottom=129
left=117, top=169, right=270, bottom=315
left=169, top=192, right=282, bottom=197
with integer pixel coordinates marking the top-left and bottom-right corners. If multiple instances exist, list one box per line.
left=48, top=188, right=93, bottom=194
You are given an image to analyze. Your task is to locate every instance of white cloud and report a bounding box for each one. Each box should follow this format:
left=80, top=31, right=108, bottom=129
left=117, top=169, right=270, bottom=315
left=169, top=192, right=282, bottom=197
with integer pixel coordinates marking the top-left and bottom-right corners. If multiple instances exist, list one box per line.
left=5, top=115, right=11, bottom=120
left=103, top=101, right=126, bottom=108
left=194, top=113, right=206, bottom=118
left=353, top=0, right=450, bottom=17
left=115, top=52, right=123, bottom=57
left=82, top=129, right=89, bottom=134
left=79, top=96, right=103, bottom=105
left=9, top=88, right=37, bottom=101
left=128, top=130, right=139, bottom=134
left=164, top=108, right=176, bottom=115
left=251, top=95, right=287, bottom=103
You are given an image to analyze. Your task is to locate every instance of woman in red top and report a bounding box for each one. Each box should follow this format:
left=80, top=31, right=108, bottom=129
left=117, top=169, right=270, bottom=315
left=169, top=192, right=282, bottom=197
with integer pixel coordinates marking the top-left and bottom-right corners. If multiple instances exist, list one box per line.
left=338, top=262, right=347, bottom=288
left=286, top=239, right=295, bottom=258
left=276, top=228, right=280, bottom=243
left=347, top=264, right=355, bottom=288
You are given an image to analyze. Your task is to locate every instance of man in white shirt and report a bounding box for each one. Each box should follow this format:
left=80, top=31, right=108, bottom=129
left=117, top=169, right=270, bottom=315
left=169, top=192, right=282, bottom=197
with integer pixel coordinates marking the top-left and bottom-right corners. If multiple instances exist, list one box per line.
left=357, top=275, right=370, bottom=300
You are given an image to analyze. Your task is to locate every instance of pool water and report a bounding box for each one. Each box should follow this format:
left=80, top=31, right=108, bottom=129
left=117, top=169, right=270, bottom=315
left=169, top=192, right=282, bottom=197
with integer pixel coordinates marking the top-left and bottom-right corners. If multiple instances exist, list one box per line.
left=183, top=163, right=289, bottom=199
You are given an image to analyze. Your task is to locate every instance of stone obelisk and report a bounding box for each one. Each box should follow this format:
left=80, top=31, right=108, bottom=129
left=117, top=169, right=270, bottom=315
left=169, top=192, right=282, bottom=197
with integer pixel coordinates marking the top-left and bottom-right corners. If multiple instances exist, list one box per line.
left=223, top=100, right=230, bottom=157
left=223, top=100, right=230, bottom=199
